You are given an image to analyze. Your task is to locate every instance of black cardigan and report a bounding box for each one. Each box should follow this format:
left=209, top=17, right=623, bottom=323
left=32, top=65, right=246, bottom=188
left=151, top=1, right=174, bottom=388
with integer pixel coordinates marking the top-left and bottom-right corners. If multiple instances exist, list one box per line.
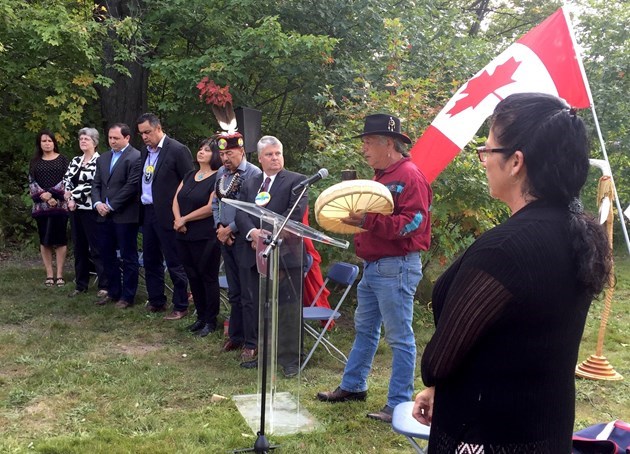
left=422, top=200, right=591, bottom=453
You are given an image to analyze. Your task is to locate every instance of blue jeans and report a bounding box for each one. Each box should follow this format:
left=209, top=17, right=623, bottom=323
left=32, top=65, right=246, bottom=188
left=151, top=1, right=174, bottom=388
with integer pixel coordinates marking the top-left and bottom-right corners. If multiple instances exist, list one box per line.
left=340, top=252, right=422, bottom=408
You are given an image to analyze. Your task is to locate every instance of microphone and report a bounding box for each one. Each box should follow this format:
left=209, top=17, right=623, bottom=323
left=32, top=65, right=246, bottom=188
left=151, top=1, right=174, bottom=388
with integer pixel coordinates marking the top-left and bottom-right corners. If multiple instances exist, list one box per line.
left=292, top=168, right=329, bottom=194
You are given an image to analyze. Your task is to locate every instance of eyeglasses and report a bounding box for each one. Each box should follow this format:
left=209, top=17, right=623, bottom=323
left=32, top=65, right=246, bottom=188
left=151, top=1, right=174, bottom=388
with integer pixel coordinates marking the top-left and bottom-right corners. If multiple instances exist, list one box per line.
left=475, top=145, right=510, bottom=163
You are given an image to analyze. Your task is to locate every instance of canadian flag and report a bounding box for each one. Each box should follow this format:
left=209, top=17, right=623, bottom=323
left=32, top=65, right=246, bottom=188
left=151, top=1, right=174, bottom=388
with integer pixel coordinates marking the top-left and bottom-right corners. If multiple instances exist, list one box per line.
left=411, top=7, right=592, bottom=183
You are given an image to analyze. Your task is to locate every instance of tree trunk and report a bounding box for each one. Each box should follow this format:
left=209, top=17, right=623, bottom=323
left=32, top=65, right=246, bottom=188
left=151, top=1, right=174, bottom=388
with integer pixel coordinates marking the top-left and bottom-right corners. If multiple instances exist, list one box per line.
left=468, top=0, right=491, bottom=37
left=97, top=0, right=148, bottom=147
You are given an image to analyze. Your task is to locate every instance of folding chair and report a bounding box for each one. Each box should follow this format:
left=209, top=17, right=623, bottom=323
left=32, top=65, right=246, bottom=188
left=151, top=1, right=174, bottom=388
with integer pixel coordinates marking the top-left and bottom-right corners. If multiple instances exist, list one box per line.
left=219, top=275, right=230, bottom=312
left=303, top=252, right=313, bottom=276
left=301, top=261, right=359, bottom=371
left=391, top=401, right=431, bottom=454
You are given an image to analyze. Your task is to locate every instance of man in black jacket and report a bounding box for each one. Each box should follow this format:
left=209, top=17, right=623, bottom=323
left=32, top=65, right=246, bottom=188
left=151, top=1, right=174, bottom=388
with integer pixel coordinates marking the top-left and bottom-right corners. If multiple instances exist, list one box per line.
left=137, top=113, right=194, bottom=320
left=235, top=135, right=308, bottom=376
left=92, top=123, right=142, bottom=308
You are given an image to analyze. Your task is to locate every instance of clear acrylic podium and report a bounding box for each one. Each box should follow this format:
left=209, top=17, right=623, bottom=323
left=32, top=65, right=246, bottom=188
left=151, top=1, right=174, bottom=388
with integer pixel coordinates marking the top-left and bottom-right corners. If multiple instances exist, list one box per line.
left=224, top=199, right=348, bottom=436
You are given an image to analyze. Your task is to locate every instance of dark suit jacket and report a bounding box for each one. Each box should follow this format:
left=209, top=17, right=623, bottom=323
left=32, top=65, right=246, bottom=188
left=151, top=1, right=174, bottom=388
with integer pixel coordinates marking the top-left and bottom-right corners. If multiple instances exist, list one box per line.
left=140, top=135, right=193, bottom=229
left=92, top=146, right=142, bottom=224
left=235, top=169, right=308, bottom=269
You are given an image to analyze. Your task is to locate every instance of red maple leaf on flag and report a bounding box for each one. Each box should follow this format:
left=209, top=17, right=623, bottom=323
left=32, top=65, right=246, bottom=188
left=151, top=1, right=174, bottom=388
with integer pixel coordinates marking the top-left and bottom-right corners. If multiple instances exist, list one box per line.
left=447, top=57, right=522, bottom=116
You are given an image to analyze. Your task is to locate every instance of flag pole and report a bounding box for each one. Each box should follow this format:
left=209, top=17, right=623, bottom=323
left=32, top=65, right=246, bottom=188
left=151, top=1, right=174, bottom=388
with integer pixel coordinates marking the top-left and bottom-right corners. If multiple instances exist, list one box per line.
left=563, top=7, right=630, bottom=256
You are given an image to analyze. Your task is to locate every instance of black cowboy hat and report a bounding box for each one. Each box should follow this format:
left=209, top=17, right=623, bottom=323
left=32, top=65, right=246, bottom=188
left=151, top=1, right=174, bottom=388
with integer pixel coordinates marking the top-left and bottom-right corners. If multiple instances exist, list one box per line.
left=354, top=113, right=411, bottom=144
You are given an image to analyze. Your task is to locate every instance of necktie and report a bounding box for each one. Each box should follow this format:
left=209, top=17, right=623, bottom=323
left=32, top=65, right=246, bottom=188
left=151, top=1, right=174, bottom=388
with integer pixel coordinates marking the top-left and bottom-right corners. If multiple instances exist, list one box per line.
left=261, top=176, right=271, bottom=192
left=110, top=150, right=119, bottom=171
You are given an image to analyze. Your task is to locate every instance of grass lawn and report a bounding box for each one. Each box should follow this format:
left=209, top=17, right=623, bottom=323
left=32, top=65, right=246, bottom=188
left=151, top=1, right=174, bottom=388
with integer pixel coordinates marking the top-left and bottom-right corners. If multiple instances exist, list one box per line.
left=0, top=251, right=628, bottom=453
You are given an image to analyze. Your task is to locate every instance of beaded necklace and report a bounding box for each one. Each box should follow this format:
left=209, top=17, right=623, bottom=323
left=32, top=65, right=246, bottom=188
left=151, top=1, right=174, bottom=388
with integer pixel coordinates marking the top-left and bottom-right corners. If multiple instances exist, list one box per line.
left=216, top=171, right=242, bottom=200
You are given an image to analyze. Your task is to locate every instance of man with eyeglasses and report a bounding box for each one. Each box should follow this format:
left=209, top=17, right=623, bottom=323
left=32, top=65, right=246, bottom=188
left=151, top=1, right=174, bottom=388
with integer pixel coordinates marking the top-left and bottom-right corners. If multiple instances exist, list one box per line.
left=211, top=132, right=262, bottom=362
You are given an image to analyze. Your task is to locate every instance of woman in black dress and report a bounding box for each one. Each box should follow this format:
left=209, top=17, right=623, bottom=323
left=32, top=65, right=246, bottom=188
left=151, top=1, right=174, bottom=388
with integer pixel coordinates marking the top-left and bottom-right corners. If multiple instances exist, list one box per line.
left=172, top=138, right=223, bottom=336
left=413, top=93, right=611, bottom=453
left=28, top=130, right=70, bottom=287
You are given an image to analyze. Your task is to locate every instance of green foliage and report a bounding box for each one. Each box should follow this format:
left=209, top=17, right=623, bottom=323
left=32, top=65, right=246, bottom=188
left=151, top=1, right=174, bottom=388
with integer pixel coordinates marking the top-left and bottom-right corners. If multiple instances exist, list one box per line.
left=430, top=150, right=509, bottom=267
left=575, top=0, right=629, bottom=238
left=0, top=0, right=106, bottom=245
left=0, top=0, right=628, bottom=260
left=110, top=0, right=339, bottom=150
left=305, top=15, right=508, bottom=268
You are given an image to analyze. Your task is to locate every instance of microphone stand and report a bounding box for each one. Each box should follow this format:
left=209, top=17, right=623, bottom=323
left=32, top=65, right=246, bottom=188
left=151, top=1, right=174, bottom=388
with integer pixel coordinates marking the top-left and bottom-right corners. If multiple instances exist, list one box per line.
left=234, top=184, right=309, bottom=454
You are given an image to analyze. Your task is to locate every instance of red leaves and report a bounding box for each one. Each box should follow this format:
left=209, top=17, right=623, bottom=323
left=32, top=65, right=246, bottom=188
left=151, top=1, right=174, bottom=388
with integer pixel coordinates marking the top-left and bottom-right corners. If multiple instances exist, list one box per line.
left=447, top=57, right=522, bottom=116
left=196, top=77, right=233, bottom=107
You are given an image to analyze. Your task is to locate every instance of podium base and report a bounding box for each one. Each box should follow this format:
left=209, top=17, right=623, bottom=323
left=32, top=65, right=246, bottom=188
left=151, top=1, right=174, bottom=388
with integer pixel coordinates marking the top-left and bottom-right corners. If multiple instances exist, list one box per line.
left=233, top=392, right=320, bottom=435
left=576, top=355, right=623, bottom=381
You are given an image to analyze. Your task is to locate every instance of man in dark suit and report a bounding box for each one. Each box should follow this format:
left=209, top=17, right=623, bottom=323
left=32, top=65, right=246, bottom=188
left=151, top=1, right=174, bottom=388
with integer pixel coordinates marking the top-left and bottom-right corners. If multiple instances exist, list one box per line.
left=92, top=123, right=142, bottom=308
left=137, top=113, right=194, bottom=320
left=235, top=135, right=308, bottom=376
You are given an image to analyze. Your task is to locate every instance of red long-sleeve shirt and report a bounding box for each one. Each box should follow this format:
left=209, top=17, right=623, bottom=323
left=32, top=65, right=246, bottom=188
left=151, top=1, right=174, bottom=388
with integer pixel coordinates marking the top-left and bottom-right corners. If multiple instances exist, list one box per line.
left=354, top=158, right=432, bottom=261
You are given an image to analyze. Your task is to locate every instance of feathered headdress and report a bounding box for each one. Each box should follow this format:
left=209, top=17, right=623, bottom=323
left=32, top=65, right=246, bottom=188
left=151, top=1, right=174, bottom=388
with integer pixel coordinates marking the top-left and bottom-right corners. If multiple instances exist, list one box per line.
left=197, top=77, right=243, bottom=150
left=196, top=77, right=239, bottom=134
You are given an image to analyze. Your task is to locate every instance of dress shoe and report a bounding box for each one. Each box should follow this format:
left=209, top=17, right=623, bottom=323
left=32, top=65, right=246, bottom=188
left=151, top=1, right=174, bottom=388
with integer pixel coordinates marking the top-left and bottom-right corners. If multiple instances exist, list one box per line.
left=146, top=304, right=167, bottom=313
left=221, top=339, right=243, bottom=352
left=366, top=405, right=394, bottom=423
left=114, top=300, right=132, bottom=309
left=282, top=364, right=300, bottom=378
left=317, top=387, right=367, bottom=403
left=195, top=323, right=215, bottom=337
left=186, top=319, right=205, bottom=332
left=96, top=289, right=108, bottom=298
left=68, top=289, right=87, bottom=298
left=164, top=310, right=188, bottom=320
left=95, top=296, right=114, bottom=306
left=240, top=359, right=258, bottom=369
left=240, top=348, right=257, bottom=363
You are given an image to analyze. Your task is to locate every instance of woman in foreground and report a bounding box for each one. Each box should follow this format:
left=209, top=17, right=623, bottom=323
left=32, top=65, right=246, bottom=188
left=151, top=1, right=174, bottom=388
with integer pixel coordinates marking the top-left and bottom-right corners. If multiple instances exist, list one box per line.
left=413, top=93, right=611, bottom=453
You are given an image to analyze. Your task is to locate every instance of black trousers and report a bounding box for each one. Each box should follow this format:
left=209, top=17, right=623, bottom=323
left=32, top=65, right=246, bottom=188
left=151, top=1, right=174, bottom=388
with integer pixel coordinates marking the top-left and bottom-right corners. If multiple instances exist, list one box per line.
left=99, top=219, right=139, bottom=303
left=241, top=260, right=304, bottom=367
left=177, top=238, right=221, bottom=327
left=70, top=209, right=107, bottom=291
left=221, top=243, right=247, bottom=346
left=142, top=205, right=189, bottom=311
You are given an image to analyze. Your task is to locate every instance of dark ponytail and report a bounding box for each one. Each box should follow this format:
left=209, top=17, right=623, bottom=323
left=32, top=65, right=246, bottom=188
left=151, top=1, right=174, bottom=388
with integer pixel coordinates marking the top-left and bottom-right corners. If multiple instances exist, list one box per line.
left=568, top=210, right=612, bottom=297
left=491, top=93, right=611, bottom=298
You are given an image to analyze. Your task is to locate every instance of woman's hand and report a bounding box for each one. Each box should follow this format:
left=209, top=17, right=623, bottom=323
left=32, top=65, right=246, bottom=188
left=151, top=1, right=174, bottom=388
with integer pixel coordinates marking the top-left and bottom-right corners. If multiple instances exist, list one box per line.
left=41, top=191, right=52, bottom=202
left=173, top=216, right=187, bottom=232
left=67, top=199, right=76, bottom=211
left=412, top=387, right=435, bottom=426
